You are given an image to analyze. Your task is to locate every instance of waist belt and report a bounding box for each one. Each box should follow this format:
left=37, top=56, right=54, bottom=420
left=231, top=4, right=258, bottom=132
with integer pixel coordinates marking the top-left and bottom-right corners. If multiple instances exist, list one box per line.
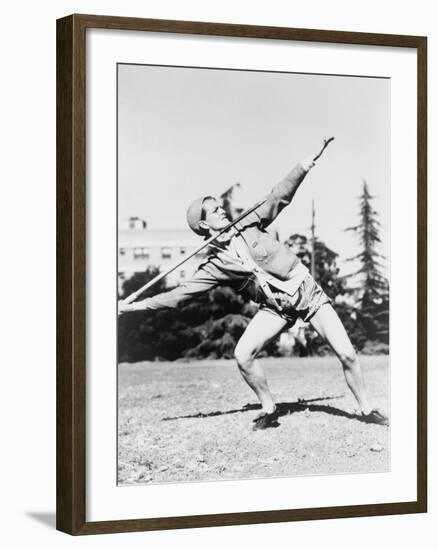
left=250, top=262, right=309, bottom=311
left=263, top=262, right=309, bottom=297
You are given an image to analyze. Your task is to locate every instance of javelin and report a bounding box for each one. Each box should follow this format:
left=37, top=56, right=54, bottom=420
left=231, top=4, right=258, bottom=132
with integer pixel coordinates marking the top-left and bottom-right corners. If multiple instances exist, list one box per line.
left=121, top=197, right=268, bottom=304
left=313, top=136, right=334, bottom=161
left=121, top=137, right=335, bottom=305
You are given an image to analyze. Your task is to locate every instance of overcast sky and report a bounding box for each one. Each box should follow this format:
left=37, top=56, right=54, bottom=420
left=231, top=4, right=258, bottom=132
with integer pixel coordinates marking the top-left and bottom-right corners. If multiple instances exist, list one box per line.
left=118, top=64, right=390, bottom=276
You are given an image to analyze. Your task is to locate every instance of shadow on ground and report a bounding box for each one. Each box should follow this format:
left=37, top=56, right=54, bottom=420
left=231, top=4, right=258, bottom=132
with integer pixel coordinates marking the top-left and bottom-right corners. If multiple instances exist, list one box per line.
left=162, top=396, right=384, bottom=425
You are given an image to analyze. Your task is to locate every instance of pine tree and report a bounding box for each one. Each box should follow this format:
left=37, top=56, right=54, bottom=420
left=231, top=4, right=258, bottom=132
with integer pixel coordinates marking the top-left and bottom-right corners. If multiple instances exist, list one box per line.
left=345, top=180, right=389, bottom=344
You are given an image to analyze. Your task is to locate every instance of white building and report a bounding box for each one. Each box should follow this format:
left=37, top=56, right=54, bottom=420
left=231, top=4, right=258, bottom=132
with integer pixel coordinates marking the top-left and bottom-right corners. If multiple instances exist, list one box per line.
left=118, top=218, right=205, bottom=292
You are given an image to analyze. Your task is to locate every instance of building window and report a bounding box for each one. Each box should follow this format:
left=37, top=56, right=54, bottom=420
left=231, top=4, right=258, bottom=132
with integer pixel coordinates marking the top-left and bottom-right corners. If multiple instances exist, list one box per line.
left=162, top=247, right=172, bottom=259
left=119, top=247, right=126, bottom=256
left=133, top=247, right=149, bottom=259
left=180, top=270, right=186, bottom=279
left=180, top=247, right=186, bottom=255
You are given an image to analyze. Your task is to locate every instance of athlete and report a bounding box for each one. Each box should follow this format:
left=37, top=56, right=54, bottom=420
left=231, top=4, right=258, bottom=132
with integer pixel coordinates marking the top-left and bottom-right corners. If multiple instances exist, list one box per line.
left=119, top=139, right=388, bottom=430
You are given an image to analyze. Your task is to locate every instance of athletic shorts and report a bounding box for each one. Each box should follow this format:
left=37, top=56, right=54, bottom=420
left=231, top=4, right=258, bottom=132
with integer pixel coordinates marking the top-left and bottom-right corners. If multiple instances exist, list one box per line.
left=260, top=274, right=331, bottom=325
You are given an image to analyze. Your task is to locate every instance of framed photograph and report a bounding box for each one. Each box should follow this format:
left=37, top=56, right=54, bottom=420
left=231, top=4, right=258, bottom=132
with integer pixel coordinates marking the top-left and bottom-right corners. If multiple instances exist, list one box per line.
left=56, top=14, right=427, bottom=535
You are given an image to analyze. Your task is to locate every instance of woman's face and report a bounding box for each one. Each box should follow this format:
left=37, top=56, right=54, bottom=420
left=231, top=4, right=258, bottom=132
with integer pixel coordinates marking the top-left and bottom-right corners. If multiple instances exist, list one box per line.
left=200, top=198, right=229, bottom=233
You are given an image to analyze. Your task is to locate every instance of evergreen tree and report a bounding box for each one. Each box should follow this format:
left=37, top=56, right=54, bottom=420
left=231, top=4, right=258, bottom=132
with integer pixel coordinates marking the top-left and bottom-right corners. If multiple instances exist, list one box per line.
left=344, top=180, right=389, bottom=344
left=345, top=181, right=388, bottom=301
left=120, top=265, right=166, bottom=300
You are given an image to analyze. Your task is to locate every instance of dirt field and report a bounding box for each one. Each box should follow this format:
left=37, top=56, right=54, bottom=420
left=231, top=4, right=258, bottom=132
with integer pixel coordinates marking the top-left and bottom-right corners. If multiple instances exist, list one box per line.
left=118, top=356, right=389, bottom=485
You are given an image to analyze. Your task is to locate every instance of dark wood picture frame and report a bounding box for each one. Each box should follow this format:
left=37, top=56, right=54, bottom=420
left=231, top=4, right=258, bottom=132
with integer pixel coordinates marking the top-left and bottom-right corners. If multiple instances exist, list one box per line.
left=56, top=13, right=427, bottom=535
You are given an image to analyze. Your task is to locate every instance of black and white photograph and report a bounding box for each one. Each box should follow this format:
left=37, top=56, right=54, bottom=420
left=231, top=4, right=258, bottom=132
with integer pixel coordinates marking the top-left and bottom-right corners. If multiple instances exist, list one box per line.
left=117, top=63, right=390, bottom=486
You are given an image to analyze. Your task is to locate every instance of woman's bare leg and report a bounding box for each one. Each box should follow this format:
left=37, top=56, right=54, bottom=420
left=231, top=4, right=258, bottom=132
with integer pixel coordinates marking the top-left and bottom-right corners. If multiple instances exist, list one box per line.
left=309, top=303, right=371, bottom=414
left=234, top=310, right=288, bottom=414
